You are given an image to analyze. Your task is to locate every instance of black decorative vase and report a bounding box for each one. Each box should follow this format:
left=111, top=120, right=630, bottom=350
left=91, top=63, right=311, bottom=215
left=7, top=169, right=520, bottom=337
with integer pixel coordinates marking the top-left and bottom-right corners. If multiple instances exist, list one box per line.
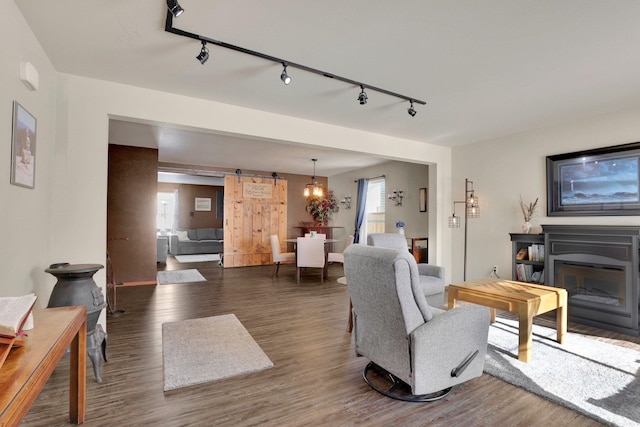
left=45, top=263, right=108, bottom=382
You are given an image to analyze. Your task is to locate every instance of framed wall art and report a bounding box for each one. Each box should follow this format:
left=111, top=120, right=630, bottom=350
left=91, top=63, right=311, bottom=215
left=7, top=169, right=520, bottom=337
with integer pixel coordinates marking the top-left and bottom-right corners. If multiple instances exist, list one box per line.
left=419, top=188, right=428, bottom=212
left=10, top=101, right=37, bottom=189
left=195, top=197, right=212, bottom=211
left=546, top=142, right=640, bottom=216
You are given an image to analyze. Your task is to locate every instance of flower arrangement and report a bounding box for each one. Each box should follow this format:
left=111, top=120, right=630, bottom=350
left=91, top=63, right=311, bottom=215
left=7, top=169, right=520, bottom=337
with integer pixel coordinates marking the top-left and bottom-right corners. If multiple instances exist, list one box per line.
left=519, top=195, right=539, bottom=222
left=396, top=221, right=405, bottom=228
left=306, top=190, right=339, bottom=225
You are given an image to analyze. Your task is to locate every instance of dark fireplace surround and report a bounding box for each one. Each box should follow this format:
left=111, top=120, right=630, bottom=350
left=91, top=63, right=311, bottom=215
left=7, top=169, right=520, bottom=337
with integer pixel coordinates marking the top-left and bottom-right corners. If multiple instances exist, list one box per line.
left=543, top=225, right=640, bottom=335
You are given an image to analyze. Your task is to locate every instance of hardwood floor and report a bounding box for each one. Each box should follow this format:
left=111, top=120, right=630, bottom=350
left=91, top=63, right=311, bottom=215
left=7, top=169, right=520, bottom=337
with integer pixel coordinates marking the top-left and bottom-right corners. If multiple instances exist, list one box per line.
left=20, top=258, right=639, bottom=426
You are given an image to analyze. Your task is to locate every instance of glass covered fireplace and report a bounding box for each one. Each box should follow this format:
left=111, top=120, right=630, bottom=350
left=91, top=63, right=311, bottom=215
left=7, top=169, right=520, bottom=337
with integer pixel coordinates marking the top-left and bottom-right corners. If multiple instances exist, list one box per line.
left=555, top=261, right=629, bottom=313
left=544, top=225, right=640, bottom=336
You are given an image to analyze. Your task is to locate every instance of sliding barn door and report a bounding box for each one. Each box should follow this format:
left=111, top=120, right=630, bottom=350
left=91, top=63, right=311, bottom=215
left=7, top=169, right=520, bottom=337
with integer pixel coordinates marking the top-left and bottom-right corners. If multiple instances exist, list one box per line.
left=223, top=175, right=288, bottom=267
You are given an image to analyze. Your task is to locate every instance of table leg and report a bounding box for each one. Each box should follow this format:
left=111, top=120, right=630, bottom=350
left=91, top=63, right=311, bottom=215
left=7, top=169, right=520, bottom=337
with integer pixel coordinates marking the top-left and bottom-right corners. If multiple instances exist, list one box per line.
left=557, top=304, right=567, bottom=344
left=69, top=319, right=87, bottom=424
left=447, top=289, right=457, bottom=309
left=518, top=313, right=533, bottom=363
left=347, top=299, right=353, bottom=332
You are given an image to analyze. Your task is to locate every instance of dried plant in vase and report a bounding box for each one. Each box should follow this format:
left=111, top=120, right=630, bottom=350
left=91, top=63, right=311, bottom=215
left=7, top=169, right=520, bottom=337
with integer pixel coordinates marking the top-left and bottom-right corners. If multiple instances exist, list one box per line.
left=519, top=195, right=539, bottom=233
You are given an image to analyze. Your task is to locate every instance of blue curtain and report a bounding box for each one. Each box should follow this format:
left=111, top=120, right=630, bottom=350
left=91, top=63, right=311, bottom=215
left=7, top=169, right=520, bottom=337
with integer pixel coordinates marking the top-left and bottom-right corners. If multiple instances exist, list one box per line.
left=353, top=178, right=368, bottom=244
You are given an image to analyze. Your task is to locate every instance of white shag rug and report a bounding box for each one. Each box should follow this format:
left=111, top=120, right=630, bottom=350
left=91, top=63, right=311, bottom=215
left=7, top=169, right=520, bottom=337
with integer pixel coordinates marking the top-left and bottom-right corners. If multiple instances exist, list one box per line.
left=162, top=314, right=274, bottom=391
left=157, top=269, right=206, bottom=285
left=484, top=317, right=640, bottom=427
left=174, top=254, right=221, bottom=263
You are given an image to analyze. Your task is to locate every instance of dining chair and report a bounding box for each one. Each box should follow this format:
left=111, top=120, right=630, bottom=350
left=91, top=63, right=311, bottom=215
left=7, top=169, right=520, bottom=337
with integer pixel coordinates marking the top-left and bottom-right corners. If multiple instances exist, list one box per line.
left=270, top=234, right=295, bottom=277
left=296, top=237, right=326, bottom=284
left=328, top=235, right=354, bottom=264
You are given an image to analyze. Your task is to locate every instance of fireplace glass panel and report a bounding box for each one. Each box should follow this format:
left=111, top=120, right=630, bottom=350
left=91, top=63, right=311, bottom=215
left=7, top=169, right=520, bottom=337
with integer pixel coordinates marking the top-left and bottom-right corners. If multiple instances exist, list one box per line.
left=555, top=261, right=625, bottom=307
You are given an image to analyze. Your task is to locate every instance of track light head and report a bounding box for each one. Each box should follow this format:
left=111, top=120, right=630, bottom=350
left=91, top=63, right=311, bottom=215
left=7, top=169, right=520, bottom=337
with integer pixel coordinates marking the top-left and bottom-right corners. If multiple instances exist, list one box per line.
left=358, top=85, right=368, bottom=105
left=196, top=41, right=209, bottom=65
left=408, top=100, right=417, bottom=117
left=167, top=0, right=184, bottom=17
left=280, top=63, right=291, bottom=85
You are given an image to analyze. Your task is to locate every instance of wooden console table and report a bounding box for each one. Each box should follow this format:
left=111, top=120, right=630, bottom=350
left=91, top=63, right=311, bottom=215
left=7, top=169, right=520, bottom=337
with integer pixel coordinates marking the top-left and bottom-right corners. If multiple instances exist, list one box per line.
left=0, top=306, right=87, bottom=426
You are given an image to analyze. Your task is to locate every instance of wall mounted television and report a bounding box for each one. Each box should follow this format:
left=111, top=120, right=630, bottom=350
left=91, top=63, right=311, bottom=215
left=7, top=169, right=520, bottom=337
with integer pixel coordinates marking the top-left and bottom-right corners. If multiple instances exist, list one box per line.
left=546, top=142, right=640, bottom=216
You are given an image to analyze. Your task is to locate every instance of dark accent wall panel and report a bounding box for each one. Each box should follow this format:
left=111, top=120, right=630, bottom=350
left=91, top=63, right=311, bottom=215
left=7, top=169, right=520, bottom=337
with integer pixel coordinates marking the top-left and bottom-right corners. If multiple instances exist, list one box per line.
left=107, top=144, right=158, bottom=282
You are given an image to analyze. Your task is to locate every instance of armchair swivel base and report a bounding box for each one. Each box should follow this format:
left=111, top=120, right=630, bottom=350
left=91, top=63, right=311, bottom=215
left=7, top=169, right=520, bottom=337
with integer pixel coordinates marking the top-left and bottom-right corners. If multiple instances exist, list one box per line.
left=363, top=362, right=452, bottom=402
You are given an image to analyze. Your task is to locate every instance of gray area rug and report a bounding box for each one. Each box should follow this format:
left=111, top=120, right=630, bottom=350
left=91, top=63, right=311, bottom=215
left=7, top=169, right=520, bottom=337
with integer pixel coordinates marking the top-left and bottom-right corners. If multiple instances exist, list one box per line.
left=174, top=254, right=221, bottom=263
left=162, top=314, right=274, bottom=391
left=484, top=317, right=640, bottom=427
left=157, top=269, right=206, bottom=285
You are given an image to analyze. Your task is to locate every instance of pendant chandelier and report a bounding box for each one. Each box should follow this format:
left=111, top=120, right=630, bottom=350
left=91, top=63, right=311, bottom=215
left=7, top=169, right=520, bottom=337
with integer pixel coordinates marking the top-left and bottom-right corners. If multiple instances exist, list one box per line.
left=304, top=159, right=324, bottom=198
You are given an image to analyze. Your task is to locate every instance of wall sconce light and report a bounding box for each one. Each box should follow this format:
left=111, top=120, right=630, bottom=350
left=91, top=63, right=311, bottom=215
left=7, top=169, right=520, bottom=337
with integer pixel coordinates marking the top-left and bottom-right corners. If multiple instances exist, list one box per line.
left=388, top=190, right=404, bottom=206
left=341, top=196, right=352, bottom=209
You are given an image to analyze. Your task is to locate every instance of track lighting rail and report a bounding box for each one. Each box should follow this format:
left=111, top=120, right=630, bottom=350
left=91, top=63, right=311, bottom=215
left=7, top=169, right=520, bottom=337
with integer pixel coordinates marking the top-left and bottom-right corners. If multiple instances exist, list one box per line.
left=164, top=11, right=426, bottom=107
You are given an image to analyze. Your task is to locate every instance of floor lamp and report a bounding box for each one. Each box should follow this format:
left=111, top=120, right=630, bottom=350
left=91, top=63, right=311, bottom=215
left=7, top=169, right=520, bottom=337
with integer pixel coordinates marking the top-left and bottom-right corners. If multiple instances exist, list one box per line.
left=449, top=178, right=480, bottom=281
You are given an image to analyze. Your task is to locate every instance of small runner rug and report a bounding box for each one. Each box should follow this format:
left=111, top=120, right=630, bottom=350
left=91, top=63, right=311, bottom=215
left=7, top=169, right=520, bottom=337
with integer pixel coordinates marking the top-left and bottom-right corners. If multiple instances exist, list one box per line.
left=157, top=269, right=205, bottom=285
left=484, top=317, right=640, bottom=427
left=174, top=254, right=221, bottom=263
left=162, top=314, right=274, bottom=391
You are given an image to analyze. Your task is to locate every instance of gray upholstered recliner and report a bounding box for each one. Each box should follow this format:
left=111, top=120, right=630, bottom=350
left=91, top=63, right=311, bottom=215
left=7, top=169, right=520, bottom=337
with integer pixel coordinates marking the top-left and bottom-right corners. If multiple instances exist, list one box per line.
left=344, top=244, right=490, bottom=401
left=367, top=233, right=445, bottom=308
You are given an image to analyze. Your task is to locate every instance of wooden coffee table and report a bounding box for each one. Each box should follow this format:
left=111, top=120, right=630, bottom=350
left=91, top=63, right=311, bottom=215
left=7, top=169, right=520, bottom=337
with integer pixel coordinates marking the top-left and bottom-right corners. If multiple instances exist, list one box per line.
left=448, top=278, right=567, bottom=362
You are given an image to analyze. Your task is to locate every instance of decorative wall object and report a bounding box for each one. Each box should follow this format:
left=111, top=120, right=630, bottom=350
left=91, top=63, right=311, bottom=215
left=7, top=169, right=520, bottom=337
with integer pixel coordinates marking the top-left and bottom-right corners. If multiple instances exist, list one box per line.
left=195, top=197, right=211, bottom=211
left=340, top=195, right=352, bottom=209
left=10, top=101, right=37, bottom=189
left=547, top=142, right=640, bottom=216
left=388, top=189, right=404, bottom=206
left=419, top=188, right=427, bottom=212
left=242, top=182, right=273, bottom=199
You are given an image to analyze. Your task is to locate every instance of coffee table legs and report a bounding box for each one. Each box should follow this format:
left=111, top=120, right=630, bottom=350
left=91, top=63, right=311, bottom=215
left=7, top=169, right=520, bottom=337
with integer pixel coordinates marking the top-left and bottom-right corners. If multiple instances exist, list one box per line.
left=518, top=302, right=567, bottom=363
left=557, top=302, right=567, bottom=344
left=518, top=312, right=533, bottom=363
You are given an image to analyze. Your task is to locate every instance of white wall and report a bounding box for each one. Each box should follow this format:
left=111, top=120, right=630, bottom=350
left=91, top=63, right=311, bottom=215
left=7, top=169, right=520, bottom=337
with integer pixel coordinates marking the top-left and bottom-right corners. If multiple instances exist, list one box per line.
left=329, top=161, right=432, bottom=256
left=452, top=108, right=640, bottom=284
left=0, top=0, right=58, bottom=307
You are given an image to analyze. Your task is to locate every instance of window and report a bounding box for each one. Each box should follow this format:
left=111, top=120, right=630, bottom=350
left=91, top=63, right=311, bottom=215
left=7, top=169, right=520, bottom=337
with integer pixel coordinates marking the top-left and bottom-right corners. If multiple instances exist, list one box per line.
left=157, top=191, right=177, bottom=233
left=361, top=178, right=385, bottom=243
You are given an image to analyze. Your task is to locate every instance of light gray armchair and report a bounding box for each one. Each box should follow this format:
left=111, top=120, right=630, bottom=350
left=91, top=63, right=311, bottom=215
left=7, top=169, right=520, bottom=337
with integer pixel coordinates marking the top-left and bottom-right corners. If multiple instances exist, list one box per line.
left=367, top=233, right=445, bottom=308
left=344, top=244, right=490, bottom=401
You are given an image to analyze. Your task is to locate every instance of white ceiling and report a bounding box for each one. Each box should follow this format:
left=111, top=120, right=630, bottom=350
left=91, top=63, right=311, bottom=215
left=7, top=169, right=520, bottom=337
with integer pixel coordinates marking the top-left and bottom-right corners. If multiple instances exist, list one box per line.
left=16, top=1, right=640, bottom=175
left=108, top=119, right=387, bottom=176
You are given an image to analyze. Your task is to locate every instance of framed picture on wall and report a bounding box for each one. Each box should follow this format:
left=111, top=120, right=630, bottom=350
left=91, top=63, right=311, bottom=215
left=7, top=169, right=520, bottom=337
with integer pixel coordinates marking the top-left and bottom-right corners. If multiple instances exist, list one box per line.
left=195, top=197, right=211, bottom=211
left=10, top=101, right=37, bottom=189
left=419, top=188, right=427, bottom=212
left=547, top=142, right=640, bottom=216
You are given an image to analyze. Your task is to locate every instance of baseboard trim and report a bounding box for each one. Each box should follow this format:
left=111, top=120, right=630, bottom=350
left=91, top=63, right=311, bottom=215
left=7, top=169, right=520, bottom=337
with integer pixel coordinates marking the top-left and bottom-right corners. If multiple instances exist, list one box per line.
left=121, top=280, right=156, bottom=287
